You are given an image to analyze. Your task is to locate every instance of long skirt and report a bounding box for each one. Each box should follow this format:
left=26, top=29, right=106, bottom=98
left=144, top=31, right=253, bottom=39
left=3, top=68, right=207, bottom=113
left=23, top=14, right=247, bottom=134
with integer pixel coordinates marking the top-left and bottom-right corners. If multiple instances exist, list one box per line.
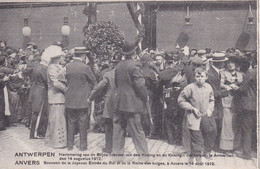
left=45, top=104, right=67, bottom=148
left=220, top=107, right=236, bottom=150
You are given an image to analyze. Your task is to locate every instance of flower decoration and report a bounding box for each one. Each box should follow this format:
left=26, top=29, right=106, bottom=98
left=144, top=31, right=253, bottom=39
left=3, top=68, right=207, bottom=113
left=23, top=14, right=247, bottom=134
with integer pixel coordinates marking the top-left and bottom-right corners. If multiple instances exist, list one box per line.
left=83, top=21, right=125, bottom=61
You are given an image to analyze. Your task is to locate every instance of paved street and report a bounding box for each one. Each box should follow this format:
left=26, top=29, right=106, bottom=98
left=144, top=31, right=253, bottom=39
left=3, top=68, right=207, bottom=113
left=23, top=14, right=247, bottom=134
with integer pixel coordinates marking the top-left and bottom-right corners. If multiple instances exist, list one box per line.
left=0, top=123, right=257, bottom=169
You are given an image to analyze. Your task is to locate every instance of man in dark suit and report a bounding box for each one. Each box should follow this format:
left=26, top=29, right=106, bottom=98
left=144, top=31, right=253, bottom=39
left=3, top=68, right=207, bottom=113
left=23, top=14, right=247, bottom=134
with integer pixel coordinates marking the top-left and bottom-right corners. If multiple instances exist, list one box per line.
left=88, top=61, right=118, bottom=154
left=207, top=53, right=229, bottom=152
left=140, top=53, right=158, bottom=137
left=65, top=47, right=97, bottom=151
left=113, top=42, right=149, bottom=158
left=29, top=60, right=48, bottom=139
left=236, top=55, right=256, bottom=160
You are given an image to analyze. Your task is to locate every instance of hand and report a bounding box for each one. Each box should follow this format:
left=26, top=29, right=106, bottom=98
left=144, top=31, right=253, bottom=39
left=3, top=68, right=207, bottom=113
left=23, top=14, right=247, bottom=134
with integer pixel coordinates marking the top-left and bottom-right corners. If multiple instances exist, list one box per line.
left=226, top=86, right=232, bottom=91
left=3, top=76, right=9, bottom=82
left=174, top=86, right=181, bottom=91
left=206, top=109, right=213, bottom=117
left=149, top=118, right=154, bottom=126
left=193, top=108, right=201, bottom=118
left=230, top=84, right=239, bottom=90
left=14, top=69, right=20, bottom=74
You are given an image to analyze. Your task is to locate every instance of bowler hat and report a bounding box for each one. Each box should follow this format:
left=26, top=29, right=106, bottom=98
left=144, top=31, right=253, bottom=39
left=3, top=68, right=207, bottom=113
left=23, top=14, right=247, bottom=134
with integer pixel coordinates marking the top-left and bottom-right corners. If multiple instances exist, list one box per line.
left=121, top=41, right=137, bottom=55
left=209, top=53, right=228, bottom=62
left=27, top=42, right=37, bottom=49
left=190, top=49, right=197, bottom=53
left=27, top=42, right=36, bottom=46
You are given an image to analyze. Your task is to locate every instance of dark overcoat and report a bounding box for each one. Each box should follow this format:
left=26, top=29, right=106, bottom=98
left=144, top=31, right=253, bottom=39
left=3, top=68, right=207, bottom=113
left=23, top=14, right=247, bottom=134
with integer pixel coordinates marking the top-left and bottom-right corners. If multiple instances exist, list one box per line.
left=141, top=66, right=158, bottom=97
left=88, top=70, right=115, bottom=119
left=115, top=59, right=147, bottom=113
left=65, top=59, right=97, bottom=109
left=30, top=63, right=48, bottom=112
left=207, top=67, right=228, bottom=120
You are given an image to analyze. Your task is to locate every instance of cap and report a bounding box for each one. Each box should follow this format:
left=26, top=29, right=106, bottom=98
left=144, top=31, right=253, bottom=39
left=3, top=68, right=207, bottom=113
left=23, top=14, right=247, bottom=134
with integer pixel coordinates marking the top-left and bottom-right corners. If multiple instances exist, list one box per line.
left=190, top=56, right=203, bottom=65
left=140, top=53, right=153, bottom=62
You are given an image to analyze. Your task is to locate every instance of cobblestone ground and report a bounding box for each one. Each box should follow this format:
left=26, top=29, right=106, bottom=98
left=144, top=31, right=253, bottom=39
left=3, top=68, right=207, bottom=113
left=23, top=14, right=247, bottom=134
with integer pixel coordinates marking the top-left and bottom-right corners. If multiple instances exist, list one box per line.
left=0, top=123, right=257, bottom=169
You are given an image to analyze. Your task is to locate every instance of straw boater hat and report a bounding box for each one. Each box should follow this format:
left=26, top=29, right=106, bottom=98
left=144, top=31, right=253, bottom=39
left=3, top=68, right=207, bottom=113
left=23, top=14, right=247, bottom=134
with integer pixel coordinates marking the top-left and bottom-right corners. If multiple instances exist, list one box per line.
left=209, top=53, right=228, bottom=62
left=74, top=47, right=89, bottom=55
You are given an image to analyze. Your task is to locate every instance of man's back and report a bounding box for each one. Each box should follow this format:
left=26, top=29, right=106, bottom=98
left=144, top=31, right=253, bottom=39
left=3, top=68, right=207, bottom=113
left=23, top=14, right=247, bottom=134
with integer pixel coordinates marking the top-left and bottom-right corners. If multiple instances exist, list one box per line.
left=115, top=59, right=147, bottom=113
left=65, top=59, right=96, bottom=109
left=32, top=63, right=47, bottom=87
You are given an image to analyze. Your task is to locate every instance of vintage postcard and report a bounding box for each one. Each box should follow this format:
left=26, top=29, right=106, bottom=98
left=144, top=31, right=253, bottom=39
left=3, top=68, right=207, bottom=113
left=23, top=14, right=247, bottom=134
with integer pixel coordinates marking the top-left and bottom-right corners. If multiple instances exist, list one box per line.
left=0, top=0, right=258, bottom=169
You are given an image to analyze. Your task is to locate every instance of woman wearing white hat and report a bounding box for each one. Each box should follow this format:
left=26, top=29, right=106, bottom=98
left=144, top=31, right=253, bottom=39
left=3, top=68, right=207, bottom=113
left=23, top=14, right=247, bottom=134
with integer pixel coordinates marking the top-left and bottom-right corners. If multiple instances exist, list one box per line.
left=44, top=45, right=67, bottom=148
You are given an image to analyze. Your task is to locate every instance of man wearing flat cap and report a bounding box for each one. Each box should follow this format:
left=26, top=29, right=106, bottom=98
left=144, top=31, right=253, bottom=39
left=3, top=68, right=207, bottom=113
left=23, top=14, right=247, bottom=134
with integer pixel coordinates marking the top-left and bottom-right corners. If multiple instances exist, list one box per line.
left=207, top=53, right=229, bottom=151
left=159, top=53, right=186, bottom=145
left=65, top=47, right=97, bottom=151
left=113, top=41, right=149, bottom=159
left=184, top=56, right=204, bottom=84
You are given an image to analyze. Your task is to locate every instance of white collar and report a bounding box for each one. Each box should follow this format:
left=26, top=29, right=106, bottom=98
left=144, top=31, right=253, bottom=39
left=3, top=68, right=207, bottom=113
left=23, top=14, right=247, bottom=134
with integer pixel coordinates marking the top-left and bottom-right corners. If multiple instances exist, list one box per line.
left=212, top=65, right=221, bottom=74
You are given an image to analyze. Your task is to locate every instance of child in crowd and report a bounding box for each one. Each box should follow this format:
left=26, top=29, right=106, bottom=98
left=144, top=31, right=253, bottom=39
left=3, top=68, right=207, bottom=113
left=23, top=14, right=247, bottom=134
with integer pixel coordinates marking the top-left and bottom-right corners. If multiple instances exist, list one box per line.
left=178, top=67, right=215, bottom=163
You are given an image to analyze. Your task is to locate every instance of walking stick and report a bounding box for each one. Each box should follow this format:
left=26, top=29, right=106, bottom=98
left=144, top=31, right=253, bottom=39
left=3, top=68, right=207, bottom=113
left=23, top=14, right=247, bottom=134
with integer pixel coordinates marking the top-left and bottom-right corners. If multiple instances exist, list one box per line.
left=146, top=96, right=153, bottom=126
left=34, top=95, right=45, bottom=138
left=162, top=85, right=166, bottom=139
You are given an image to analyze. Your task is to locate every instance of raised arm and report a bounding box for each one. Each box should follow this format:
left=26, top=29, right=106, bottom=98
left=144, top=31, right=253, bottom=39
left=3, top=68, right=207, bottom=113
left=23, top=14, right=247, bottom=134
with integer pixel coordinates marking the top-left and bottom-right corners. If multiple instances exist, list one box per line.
left=178, top=85, right=194, bottom=111
left=88, top=73, right=109, bottom=101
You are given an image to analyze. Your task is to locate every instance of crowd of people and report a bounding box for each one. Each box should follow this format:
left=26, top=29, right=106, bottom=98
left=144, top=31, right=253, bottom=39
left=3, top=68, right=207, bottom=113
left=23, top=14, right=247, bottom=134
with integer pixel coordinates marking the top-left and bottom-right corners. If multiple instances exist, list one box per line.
left=0, top=39, right=257, bottom=162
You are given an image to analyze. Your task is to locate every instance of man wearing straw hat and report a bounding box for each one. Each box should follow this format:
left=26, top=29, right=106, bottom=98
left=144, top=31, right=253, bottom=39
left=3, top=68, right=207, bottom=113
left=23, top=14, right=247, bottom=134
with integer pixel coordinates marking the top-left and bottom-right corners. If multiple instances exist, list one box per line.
left=65, top=47, right=97, bottom=151
left=207, top=53, right=229, bottom=152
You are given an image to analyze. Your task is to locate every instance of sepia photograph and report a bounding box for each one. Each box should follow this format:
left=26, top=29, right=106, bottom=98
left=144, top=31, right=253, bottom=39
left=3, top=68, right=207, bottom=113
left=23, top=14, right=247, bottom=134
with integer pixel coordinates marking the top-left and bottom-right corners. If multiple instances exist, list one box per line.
left=0, top=0, right=258, bottom=169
